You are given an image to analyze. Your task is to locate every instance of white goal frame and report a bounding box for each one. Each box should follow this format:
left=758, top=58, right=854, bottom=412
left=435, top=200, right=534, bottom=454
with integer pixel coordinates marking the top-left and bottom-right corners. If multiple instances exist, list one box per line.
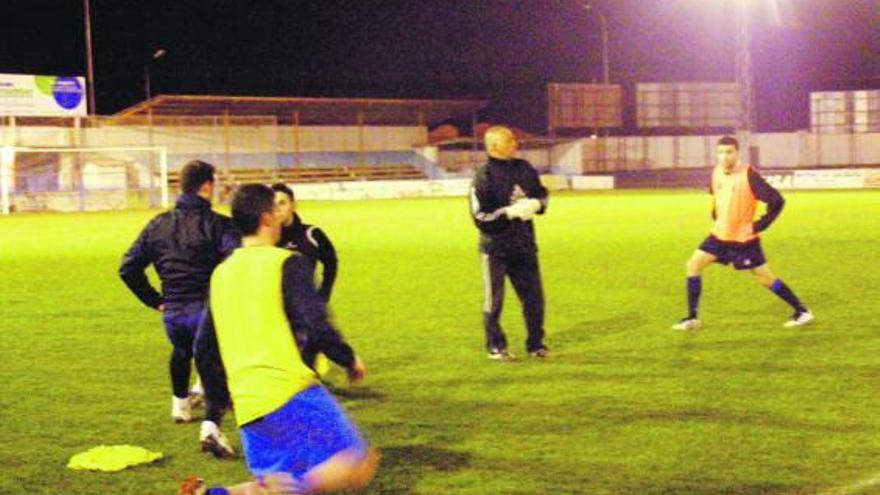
left=0, top=145, right=168, bottom=214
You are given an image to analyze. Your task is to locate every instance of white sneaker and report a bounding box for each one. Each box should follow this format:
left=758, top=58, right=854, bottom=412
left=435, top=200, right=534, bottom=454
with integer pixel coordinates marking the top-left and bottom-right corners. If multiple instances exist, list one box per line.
left=672, top=318, right=701, bottom=331
left=200, top=421, right=235, bottom=458
left=784, top=309, right=815, bottom=328
left=172, top=395, right=193, bottom=423
left=487, top=348, right=516, bottom=361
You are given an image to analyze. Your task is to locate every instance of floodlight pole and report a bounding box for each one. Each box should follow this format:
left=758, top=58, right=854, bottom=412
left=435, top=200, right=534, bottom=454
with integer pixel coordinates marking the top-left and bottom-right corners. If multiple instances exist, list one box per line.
left=584, top=4, right=610, bottom=85
left=585, top=4, right=611, bottom=139
left=599, top=12, right=609, bottom=85
left=83, top=0, right=96, bottom=115
left=735, top=2, right=756, bottom=142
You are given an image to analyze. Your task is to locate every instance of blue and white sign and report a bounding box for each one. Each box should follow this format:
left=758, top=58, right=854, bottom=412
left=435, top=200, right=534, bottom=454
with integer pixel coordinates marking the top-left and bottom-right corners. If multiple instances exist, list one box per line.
left=0, top=73, right=87, bottom=116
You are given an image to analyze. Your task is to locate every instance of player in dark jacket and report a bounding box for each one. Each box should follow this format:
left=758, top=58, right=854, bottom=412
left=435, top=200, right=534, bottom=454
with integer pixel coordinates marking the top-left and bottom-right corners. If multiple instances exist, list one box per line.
left=469, top=126, right=550, bottom=361
left=271, top=183, right=338, bottom=301
left=119, top=160, right=240, bottom=429
left=272, top=183, right=339, bottom=373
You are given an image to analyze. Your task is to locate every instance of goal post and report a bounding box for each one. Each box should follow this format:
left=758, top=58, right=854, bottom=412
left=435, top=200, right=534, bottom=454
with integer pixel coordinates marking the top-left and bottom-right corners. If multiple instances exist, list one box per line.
left=1, top=145, right=13, bottom=215
left=0, top=145, right=168, bottom=214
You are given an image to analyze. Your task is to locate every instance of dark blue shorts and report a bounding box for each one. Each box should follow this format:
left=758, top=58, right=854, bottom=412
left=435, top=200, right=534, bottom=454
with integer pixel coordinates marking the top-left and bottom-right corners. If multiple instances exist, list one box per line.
left=162, top=302, right=205, bottom=354
left=699, top=235, right=766, bottom=270
left=240, top=385, right=367, bottom=479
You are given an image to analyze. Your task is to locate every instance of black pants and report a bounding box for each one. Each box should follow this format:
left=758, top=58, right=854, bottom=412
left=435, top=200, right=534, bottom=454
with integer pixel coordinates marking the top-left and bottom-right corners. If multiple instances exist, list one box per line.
left=193, top=309, right=232, bottom=425
left=481, top=251, right=545, bottom=352
left=162, top=307, right=203, bottom=399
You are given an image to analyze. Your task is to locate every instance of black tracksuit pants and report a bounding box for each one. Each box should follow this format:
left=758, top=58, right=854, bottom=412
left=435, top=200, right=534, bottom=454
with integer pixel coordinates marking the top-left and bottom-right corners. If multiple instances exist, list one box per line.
left=481, top=251, right=545, bottom=353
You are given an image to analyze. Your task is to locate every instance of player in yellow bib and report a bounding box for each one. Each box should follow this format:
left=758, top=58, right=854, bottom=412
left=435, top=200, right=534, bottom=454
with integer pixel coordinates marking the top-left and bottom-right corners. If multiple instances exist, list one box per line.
left=184, top=184, right=378, bottom=495
left=673, top=136, right=814, bottom=330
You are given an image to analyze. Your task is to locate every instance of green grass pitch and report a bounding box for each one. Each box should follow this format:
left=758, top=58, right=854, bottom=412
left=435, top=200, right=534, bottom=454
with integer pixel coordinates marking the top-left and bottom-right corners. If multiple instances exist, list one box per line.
left=1, top=190, right=878, bottom=494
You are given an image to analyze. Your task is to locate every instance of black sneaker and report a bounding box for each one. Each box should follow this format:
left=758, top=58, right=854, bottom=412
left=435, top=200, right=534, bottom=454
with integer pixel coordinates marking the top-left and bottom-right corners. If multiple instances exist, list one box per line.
left=528, top=347, right=550, bottom=358
left=487, top=348, right=516, bottom=361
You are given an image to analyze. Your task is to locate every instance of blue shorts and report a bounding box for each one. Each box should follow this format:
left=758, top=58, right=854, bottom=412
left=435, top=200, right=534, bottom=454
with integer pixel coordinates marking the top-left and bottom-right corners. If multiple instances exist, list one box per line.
left=699, top=235, right=766, bottom=270
left=240, top=385, right=367, bottom=479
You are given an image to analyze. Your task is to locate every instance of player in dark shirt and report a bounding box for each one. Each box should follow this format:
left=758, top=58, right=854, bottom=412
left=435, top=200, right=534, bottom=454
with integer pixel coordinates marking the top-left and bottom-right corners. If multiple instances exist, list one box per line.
left=272, top=183, right=339, bottom=373
left=271, top=183, right=338, bottom=301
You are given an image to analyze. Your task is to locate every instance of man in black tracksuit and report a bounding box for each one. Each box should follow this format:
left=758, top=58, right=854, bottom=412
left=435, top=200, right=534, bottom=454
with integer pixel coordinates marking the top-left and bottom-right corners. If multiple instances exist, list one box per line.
left=119, top=160, right=240, bottom=453
left=470, top=126, right=550, bottom=360
left=271, top=183, right=338, bottom=369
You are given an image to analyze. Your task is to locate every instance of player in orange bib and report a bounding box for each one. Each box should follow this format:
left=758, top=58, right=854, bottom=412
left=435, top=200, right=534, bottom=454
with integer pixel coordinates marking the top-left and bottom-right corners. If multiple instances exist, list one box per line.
left=673, top=136, right=814, bottom=330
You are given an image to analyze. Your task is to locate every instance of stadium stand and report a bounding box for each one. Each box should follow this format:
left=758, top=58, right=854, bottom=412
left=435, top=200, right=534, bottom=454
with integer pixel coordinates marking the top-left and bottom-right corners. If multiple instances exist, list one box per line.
left=167, top=164, right=427, bottom=189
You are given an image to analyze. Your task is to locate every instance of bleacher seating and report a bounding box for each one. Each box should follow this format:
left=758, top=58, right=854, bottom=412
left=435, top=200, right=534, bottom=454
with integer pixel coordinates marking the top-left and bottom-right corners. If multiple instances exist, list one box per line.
left=167, top=163, right=427, bottom=189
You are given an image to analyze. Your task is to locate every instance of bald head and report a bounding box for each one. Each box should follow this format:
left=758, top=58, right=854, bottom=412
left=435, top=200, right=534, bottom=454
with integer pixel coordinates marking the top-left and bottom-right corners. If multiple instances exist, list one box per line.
left=484, top=125, right=518, bottom=161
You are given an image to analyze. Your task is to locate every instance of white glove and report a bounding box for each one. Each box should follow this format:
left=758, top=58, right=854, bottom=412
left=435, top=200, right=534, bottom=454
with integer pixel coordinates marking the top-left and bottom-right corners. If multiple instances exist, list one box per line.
left=503, top=204, right=521, bottom=220
left=505, top=198, right=541, bottom=221
left=523, top=198, right=541, bottom=215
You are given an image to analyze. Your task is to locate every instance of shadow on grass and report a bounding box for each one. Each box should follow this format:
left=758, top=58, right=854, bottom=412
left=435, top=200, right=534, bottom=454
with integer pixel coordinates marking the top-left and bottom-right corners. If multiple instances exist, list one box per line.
left=326, top=386, right=387, bottom=401
left=601, top=406, right=876, bottom=434
left=646, top=479, right=799, bottom=495
left=556, top=312, right=651, bottom=340
left=370, top=445, right=471, bottom=494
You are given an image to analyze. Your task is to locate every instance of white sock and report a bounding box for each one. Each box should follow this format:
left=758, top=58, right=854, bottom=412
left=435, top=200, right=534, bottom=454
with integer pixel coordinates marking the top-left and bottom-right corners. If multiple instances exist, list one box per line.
left=200, top=420, right=219, bottom=439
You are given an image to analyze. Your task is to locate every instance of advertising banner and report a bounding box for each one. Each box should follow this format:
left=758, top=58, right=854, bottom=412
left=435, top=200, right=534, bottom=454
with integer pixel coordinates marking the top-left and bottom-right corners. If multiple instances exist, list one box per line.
left=791, top=168, right=874, bottom=189
left=0, top=73, right=87, bottom=117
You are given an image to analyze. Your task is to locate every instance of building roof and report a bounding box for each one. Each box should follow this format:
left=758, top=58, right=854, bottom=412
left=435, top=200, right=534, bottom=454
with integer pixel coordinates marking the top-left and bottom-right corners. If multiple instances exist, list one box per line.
left=113, top=94, right=487, bottom=126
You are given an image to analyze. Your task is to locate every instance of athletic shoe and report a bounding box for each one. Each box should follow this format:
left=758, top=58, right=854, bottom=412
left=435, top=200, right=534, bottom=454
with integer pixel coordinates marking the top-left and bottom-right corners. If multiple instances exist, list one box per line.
left=672, top=318, right=701, bottom=331
left=784, top=309, right=815, bottom=328
left=172, top=396, right=193, bottom=423
left=528, top=347, right=550, bottom=358
left=487, top=348, right=516, bottom=361
left=178, top=475, right=207, bottom=495
left=200, top=421, right=235, bottom=458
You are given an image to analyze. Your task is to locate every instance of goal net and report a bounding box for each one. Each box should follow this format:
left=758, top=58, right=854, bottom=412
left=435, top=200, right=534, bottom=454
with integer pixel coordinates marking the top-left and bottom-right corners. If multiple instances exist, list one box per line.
left=0, top=146, right=168, bottom=214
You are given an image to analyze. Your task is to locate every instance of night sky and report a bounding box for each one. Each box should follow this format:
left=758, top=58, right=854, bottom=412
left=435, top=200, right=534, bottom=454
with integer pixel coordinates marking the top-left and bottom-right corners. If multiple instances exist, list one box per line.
left=2, top=0, right=878, bottom=132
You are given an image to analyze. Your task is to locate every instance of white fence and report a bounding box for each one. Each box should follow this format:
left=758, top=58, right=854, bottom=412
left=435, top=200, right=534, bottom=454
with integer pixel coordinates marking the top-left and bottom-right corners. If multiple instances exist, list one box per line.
left=570, top=132, right=880, bottom=174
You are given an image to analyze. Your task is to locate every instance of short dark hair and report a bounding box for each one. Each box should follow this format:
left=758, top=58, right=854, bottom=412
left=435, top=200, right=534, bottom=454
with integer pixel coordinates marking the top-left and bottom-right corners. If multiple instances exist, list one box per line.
left=231, top=184, right=275, bottom=236
left=271, top=183, right=294, bottom=201
left=717, top=136, right=739, bottom=150
left=180, top=160, right=216, bottom=195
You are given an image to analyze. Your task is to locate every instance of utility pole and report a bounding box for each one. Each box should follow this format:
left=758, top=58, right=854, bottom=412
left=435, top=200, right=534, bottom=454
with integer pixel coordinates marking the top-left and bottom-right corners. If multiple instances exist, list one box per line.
left=83, top=0, right=96, bottom=115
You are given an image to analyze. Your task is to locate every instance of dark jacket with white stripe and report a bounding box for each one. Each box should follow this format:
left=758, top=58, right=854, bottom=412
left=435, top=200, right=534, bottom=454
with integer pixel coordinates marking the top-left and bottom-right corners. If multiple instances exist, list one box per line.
left=278, top=214, right=338, bottom=301
left=470, top=157, right=549, bottom=256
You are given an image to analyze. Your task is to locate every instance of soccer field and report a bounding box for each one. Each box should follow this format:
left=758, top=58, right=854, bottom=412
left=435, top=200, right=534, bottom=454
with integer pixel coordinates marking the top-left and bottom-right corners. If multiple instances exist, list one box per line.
left=1, top=190, right=878, bottom=495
